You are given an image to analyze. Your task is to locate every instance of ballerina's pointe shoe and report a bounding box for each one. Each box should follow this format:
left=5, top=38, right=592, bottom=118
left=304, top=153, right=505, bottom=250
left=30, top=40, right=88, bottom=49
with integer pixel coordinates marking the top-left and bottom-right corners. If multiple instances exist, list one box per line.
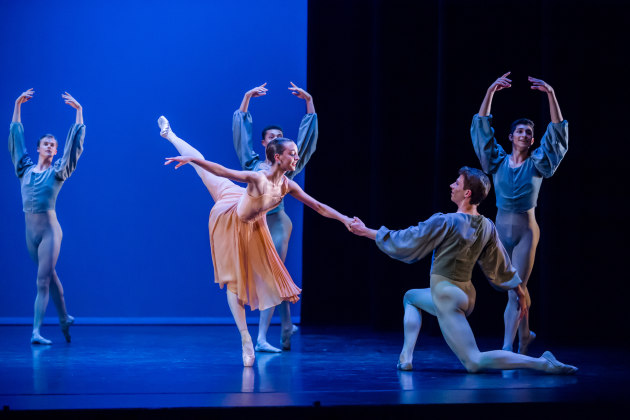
left=157, top=116, right=171, bottom=138
left=541, top=351, right=578, bottom=375
left=31, top=333, right=52, bottom=345
left=60, top=315, right=75, bottom=343
left=242, top=337, right=255, bottom=367
left=518, top=331, right=536, bottom=355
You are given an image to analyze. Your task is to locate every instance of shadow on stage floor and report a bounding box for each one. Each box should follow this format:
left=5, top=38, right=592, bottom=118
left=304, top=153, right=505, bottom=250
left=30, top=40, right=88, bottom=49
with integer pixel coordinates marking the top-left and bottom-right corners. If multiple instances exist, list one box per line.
left=0, top=325, right=628, bottom=419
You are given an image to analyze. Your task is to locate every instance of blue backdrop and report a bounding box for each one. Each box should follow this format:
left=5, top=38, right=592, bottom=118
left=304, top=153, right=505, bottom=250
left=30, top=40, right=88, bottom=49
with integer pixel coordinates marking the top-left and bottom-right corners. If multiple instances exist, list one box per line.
left=0, top=0, right=308, bottom=323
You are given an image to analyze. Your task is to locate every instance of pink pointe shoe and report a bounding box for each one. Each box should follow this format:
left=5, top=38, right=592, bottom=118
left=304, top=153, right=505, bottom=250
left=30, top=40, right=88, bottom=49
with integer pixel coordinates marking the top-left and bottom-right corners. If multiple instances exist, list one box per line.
left=242, top=336, right=255, bottom=367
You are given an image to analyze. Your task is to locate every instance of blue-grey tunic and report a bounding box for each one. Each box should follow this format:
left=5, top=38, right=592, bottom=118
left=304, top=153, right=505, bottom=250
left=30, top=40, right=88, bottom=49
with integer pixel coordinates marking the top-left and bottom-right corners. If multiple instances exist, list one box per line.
left=376, top=212, right=521, bottom=290
left=471, top=114, right=568, bottom=213
left=9, top=122, right=85, bottom=213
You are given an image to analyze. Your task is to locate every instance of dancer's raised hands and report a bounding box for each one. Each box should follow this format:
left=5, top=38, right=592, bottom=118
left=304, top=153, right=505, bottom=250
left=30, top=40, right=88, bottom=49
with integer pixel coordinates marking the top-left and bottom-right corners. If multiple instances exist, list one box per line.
left=15, top=88, right=34, bottom=105
left=246, top=83, right=268, bottom=99
left=528, top=76, right=554, bottom=94
left=13, top=88, right=35, bottom=122
left=288, top=82, right=315, bottom=113
left=487, top=72, right=512, bottom=94
left=478, top=72, right=511, bottom=117
left=62, top=92, right=82, bottom=110
left=288, top=82, right=312, bottom=101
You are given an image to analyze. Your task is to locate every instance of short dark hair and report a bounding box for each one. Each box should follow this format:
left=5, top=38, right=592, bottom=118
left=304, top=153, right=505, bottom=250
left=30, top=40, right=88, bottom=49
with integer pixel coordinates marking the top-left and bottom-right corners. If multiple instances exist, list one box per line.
left=510, top=118, right=534, bottom=135
left=265, top=137, right=295, bottom=164
left=458, top=166, right=491, bottom=205
left=262, top=125, right=283, bottom=140
left=37, top=134, right=57, bottom=148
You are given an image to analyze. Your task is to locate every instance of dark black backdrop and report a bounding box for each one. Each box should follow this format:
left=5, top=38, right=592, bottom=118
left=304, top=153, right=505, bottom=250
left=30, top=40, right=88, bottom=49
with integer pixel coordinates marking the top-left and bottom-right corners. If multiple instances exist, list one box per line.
left=301, top=0, right=630, bottom=345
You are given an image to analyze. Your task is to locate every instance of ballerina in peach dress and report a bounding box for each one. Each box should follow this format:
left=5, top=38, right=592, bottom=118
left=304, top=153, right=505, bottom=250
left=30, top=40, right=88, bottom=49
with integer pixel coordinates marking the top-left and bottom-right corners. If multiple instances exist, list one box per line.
left=159, top=116, right=352, bottom=367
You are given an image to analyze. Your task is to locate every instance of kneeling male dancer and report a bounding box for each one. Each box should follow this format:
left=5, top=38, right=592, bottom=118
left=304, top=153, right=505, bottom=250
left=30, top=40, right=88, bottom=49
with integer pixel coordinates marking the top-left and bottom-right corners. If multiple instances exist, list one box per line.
left=350, top=167, right=576, bottom=374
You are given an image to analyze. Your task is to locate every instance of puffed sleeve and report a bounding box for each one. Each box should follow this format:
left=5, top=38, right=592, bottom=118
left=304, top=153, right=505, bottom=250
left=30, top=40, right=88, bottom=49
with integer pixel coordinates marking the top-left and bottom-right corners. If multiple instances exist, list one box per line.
left=530, top=120, right=569, bottom=178
left=477, top=223, right=522, bottom=291
left=287, top=113, right=318, bottom=179
left=8, top=122, right=34, bottom=178
left=232, top=110, right=261, bottom=171
left=375, top=213, right=450, bottom=264
left=54, top=123, right=85, bottom=181
left=471, top=114, right=507, bottom=174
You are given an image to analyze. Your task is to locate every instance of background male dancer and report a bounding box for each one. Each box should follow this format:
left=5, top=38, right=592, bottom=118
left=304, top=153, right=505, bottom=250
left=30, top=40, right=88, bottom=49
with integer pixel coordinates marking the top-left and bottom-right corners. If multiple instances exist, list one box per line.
left=9, top=88, right=85, bottom=344
left=471, top=73, right=568, bottom=354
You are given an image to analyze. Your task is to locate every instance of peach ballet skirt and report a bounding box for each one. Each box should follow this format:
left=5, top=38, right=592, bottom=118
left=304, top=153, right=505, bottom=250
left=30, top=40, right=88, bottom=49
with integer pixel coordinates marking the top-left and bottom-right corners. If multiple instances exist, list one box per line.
left=208, top=175, right=301, bottom=311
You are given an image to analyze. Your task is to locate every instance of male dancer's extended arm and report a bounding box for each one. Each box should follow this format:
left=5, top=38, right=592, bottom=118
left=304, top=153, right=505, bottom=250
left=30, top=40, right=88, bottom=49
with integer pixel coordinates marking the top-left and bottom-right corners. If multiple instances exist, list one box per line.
left=55, top=93, right=85, bottom=180
left=9, top=89, right=35, bottom=176
left=287, top=82, right=317, bottom=178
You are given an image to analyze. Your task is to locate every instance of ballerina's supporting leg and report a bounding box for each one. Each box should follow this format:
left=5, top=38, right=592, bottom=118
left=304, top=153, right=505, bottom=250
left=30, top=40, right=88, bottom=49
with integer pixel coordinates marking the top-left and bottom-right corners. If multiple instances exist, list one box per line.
left=226, top=290, right=255, bottom=367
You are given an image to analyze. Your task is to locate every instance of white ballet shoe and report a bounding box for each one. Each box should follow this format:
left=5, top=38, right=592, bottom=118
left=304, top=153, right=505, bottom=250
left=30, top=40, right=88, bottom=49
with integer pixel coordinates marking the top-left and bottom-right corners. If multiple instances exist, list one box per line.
left=518, top=331, right=536, bottom=355
left=291, top=324, right=299, bottom=334
left=541, top=351, right=578, bottom=375
left=255, top=341, right=282, bottom=353
left=31, top=333, right=52, bottom=345
left=242, top=336, right=255, bottom=367
left=157, top=116, right=171, bottom=138
left=60, top=315, right=75, bottom=343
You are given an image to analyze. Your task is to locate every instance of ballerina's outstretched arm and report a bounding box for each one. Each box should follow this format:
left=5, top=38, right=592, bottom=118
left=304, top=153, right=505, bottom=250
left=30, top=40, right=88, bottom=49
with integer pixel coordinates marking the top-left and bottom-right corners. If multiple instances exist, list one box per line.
left=165, top=155, right=269, bottom=196
left=286, top=179, right=353, bottom=230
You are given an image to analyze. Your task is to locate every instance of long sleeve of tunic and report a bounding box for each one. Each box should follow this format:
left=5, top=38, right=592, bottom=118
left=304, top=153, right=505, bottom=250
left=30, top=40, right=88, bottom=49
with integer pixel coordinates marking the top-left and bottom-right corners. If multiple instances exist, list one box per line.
left=8, top=122, right=34, bottom=177
left=471, top=114, right=569, bottom=212
left=529, top=120, right=569, bottom=177
left=232, top=110, right=319, bottom=213
left=232, top=110, right=261, bottom=171
left=54, top=123, right=85, bottom=180
left=470, top=114, right=507, bottom=175
left=8, top=122, right=85, bottom=213
left=375, top=212, right=521, bottom=290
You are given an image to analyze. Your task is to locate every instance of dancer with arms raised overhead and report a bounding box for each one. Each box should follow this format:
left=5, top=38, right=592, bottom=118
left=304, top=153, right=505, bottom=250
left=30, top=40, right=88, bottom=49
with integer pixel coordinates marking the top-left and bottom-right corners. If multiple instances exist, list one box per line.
left=9, top=88, right=85, bottom=344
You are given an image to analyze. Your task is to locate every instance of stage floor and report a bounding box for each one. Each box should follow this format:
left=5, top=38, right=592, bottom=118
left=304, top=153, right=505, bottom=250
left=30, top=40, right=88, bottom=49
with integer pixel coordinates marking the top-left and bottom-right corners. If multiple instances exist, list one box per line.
left=0, top=325, right=628, bottom=416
